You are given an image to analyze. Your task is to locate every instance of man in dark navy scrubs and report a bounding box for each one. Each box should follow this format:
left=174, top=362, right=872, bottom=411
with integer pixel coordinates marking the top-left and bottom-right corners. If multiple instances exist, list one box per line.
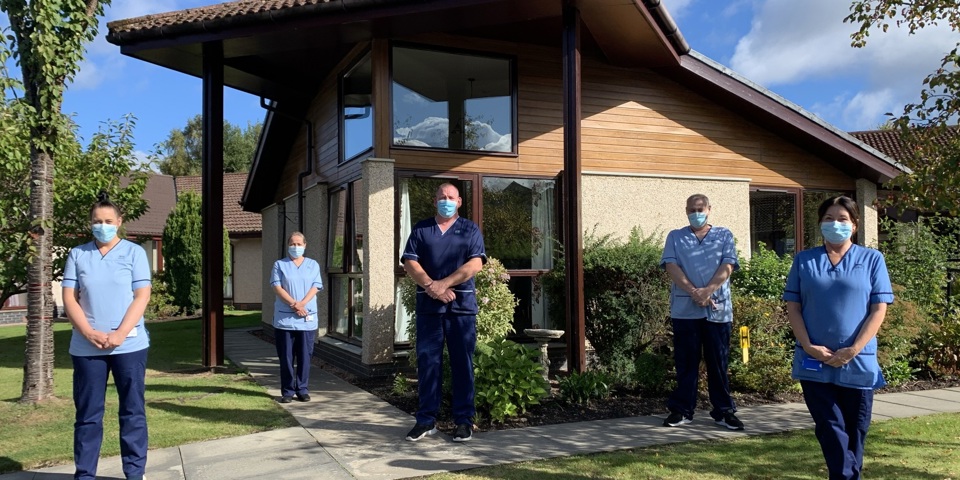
left=402, top=183, right=487, bottom=443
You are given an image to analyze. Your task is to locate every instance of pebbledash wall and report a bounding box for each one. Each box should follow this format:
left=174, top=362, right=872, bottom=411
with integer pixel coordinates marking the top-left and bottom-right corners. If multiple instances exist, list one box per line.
left=0, top=309, right=25, bottom=325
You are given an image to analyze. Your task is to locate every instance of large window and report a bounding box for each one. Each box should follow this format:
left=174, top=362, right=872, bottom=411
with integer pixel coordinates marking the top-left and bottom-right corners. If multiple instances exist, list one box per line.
left=340, top=52, right=374, bottom=163
left=749, top=188, right=855, bottom=256
left=392, top=46, right=514, bottom=153
left=328, top=181, right=364, bottom=342
left=394, top=173, right=557, bottom=343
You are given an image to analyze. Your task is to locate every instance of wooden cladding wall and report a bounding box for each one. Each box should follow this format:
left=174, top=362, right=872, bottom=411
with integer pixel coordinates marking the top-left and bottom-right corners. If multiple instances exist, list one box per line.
left=579, top=59, right=853, bottom=191
left=273, top=34, right=855, bottom=199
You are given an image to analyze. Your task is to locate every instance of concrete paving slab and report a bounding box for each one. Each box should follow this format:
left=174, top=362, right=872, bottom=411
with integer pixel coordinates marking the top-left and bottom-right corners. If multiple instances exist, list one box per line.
left=178, top=427, right=351, bottom=480
left=873, top=391, right=960, bottom=415
left=326, top=434, right=495, bottom=480
left=871, top=399, right=941, bottom=419
left=901, top=388, right=960, bottom=404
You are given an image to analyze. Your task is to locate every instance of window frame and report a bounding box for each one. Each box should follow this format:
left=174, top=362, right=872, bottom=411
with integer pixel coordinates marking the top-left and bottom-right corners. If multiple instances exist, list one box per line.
left=326, top=182, right=365, bottom=344
left=749, top=186, right=857, bottom=256
left=338, top=49, right=375, bottom=165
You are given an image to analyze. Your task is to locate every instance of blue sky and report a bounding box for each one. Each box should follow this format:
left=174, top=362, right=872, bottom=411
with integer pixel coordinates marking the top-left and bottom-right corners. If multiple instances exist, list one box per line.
left=15, top=0, right=952, bottom=164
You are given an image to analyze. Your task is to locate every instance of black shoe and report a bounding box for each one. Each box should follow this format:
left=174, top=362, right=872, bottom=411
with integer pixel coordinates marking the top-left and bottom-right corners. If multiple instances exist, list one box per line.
left=297, top=393, right=311, bottom=402
left=452, top=423, right=473, bottom=442
left=715, top=412, right=744, bottom=431
left=405, top=423, right=437, bottom=442
left=279, top=396, right=294, bottom=404
left=663, top=412, right=692, bottom=427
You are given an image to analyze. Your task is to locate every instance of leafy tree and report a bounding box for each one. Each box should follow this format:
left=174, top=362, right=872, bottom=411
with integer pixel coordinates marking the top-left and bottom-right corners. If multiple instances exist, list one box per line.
left=161, top=191, right=231, bottom=314
left=155, top=114, right=262, bottom=175
left=1, top=0, right=113, bottom=403
left=846, top=1, right=960, bottom=214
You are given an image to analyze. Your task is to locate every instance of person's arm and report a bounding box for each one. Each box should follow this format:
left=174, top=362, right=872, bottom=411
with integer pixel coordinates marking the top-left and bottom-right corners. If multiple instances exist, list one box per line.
left=63, top=286, right=108, bottom=349
left=427, top=257, right=484, bottom=295
left=825, top=303, right=887, bottom=368
left=698, top=263, right=735, bottom=303
left=786, top=301, right=834, bottom=361
left=105, top=287, right=151, bottom=348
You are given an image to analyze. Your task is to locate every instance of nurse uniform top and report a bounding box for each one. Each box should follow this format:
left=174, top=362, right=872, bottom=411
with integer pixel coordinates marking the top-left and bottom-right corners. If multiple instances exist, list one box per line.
left=659, top=225, right=739, bottom=323
left=270, top=256, right=323, bottom=331
left=783, top=243, right=895, bottom=389
left=62, top=239, right=152, bottom=356
left=402, top=216, right=487, bottom=316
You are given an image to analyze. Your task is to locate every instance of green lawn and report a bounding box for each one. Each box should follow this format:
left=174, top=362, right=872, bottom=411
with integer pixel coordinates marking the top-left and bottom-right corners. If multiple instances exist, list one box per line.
left=424, top=413, right=960, bottom=480
left=0, top=311, right=298, bottom=474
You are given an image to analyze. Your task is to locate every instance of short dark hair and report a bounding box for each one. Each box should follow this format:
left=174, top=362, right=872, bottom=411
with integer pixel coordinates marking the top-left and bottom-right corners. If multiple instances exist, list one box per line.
left=89, top=190, right=122, bottom=220
left=817, top=195, right=859, bottom=227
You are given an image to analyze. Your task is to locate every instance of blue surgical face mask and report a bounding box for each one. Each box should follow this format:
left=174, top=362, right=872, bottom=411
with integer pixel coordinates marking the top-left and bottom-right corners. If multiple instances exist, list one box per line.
left=821, top=221, right=853, bottom=244
left=288, top=245, right=305, bottom=259
left=687, top=212, right=708, bottom=229
left=437, top=199, right=457, bottom=219
left=91, top=224, right=118, bottom=243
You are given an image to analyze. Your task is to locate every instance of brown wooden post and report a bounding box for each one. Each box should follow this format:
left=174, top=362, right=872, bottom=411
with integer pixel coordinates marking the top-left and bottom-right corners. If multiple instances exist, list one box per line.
left=202, top=41, right=225, bottom=367
left=562, top=2, right=586, bottom=373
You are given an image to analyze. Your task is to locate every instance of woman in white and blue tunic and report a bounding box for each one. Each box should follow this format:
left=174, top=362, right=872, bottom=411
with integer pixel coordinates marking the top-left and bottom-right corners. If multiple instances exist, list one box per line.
left=270, top=231, right=323, bottom=403
left=783, top=195, right=894, bottom=480
left=62, top=193, right=152, bottom=480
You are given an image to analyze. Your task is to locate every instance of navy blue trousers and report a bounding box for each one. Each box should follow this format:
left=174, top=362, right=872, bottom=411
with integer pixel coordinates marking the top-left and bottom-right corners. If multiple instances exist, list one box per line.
left=72, top=348, right=148, bottom=480
left=801, top=380, right=874, bottom=480
left=415, top=312, right=477, bottom=426
left=275, top=328, right=317, bottom=397
left=666, top=318, right=736, bottom=419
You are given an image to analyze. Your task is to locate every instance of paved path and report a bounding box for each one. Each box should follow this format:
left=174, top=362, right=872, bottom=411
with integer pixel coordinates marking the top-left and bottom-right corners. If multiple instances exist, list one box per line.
left=5, top=328, right=960, bottom=479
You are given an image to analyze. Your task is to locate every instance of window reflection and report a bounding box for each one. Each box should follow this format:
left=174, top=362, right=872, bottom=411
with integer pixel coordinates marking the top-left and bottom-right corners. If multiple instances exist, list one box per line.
left=392, top=46, right=513, bottom=152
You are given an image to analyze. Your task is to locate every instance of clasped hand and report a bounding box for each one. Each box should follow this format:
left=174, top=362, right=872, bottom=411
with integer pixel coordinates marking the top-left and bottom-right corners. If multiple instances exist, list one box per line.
left=425, top=280, right=456, bottom=304
left=291, top=301, right=309, bottom=318
left=85, top=329, right=125, bottom=349
left=690, top=287, right=714, bottom=308
left=804, top=344, right=858, bottom=368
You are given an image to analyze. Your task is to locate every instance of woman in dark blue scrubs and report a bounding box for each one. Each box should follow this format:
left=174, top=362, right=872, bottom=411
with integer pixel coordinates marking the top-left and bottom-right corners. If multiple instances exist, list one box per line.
left=783, top=195, right=894, bottom=480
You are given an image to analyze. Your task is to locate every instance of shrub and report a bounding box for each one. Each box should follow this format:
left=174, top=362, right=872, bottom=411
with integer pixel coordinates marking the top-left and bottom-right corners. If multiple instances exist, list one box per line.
left=144, top=269, right=179, bottom=320
left=727, top=296, right=795, bottom=395
left=473, top=339, right=549, bottom=422
left=731, top=243, right=793, bottom=300
left=633, top=351, right=672, bottom=396
left=925, top=302, right=960, bottom=375
left=557, top=370, right=611, bottom=405
left=543, top=227, right=671, bottom=378
left=879, top=216, right=959, bottom=311
left=878, top=285, right=926, bottom=385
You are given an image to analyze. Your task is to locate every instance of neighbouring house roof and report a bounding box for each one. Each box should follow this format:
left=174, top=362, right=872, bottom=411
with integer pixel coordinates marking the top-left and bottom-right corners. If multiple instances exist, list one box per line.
left=850, top=126, right=960, bottom=164
left=106, top=0, right=906, bottom=212
left=123, top=174, right=176, bottom=237
left=124, top=172, right=262, bottom=237
left=176, top=172, right=263, bottom=235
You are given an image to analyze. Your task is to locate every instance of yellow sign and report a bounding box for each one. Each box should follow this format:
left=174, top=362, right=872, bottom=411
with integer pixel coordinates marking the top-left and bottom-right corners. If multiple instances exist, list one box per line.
left=740, top=326, right=750, bottom=364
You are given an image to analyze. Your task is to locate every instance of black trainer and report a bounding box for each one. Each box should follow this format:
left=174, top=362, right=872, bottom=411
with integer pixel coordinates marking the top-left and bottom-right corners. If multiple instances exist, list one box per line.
left=453, top=423, right=473, bottom=442
left=296, top=393, right=311, bottom=402
left=663, top=412, right=692, bottom=427
left=278, top=396, right=293, bottom=404
left=405, top=423, right=437, bottom=442
left=715, top=412, right=745, bottom=431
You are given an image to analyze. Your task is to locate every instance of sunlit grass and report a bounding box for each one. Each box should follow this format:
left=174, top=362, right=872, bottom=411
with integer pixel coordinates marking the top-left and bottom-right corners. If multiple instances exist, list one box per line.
left=0, top=311, right=297, bottom=474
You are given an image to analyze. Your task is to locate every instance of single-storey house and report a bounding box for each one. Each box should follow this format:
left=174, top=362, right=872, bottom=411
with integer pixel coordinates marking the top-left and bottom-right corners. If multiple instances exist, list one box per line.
left=106, top=0, right=904, bottom=375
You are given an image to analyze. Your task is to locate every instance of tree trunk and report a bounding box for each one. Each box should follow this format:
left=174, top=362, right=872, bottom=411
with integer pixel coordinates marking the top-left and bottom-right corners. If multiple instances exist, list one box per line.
left=21, top=147, right=55, bottom=403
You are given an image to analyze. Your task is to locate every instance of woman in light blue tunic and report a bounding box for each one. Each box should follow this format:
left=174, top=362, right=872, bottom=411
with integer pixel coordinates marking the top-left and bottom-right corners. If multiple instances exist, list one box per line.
left=270, top=231, right=323, bottom=403
left=62, top=193, right=152, bottom=480
left=783, top=195, right=894, bottom=480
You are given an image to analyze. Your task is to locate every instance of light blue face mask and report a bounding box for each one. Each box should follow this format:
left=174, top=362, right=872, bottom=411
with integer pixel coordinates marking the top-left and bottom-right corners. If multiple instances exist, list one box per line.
left=288, top=245, right=305, bottom=259
left=687, top=212, right=708, bottom=229
left=437, top=199, right=457, bottom=219
left=92, top=224, right=118, bottom=243
left=821, top=221, right=853, bottom=244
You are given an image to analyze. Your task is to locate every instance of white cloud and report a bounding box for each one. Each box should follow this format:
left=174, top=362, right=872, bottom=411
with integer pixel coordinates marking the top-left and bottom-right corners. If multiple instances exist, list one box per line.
left=70, top=60, right=106, bottom=90
left=728, top=0, right=955, bottom=129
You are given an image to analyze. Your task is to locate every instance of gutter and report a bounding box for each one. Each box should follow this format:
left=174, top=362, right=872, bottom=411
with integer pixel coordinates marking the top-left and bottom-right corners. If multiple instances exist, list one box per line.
left=259, top=98, right=315, bottom=234
left=642, top=0, right=690, bottom=55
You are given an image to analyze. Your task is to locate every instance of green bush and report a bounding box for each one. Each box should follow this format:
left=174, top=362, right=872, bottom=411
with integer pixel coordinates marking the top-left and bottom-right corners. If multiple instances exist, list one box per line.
left=878, top=285, right=926, bottom=385
left=473, top=339, right=549, bottom=422
left=633, top=350, right=672, bottom=396
left=731, top=243, right=793, bottom=300
left=557, top=370, right=611, bottom=405
left=144, top=269, right=179, bottom=320
left=543, top=227, right=671, bottom=378
left=879, top=216, right=959, bottom=311
left=925, top=302, right=960, bottom=375
left=727, top=296, right=795, bottom=395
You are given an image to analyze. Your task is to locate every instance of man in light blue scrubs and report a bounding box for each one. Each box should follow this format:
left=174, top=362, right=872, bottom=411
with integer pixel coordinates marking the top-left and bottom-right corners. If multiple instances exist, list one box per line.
left=402, top=183, right=486, bottom=443
left=660, top=194, right=743, bottom=431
